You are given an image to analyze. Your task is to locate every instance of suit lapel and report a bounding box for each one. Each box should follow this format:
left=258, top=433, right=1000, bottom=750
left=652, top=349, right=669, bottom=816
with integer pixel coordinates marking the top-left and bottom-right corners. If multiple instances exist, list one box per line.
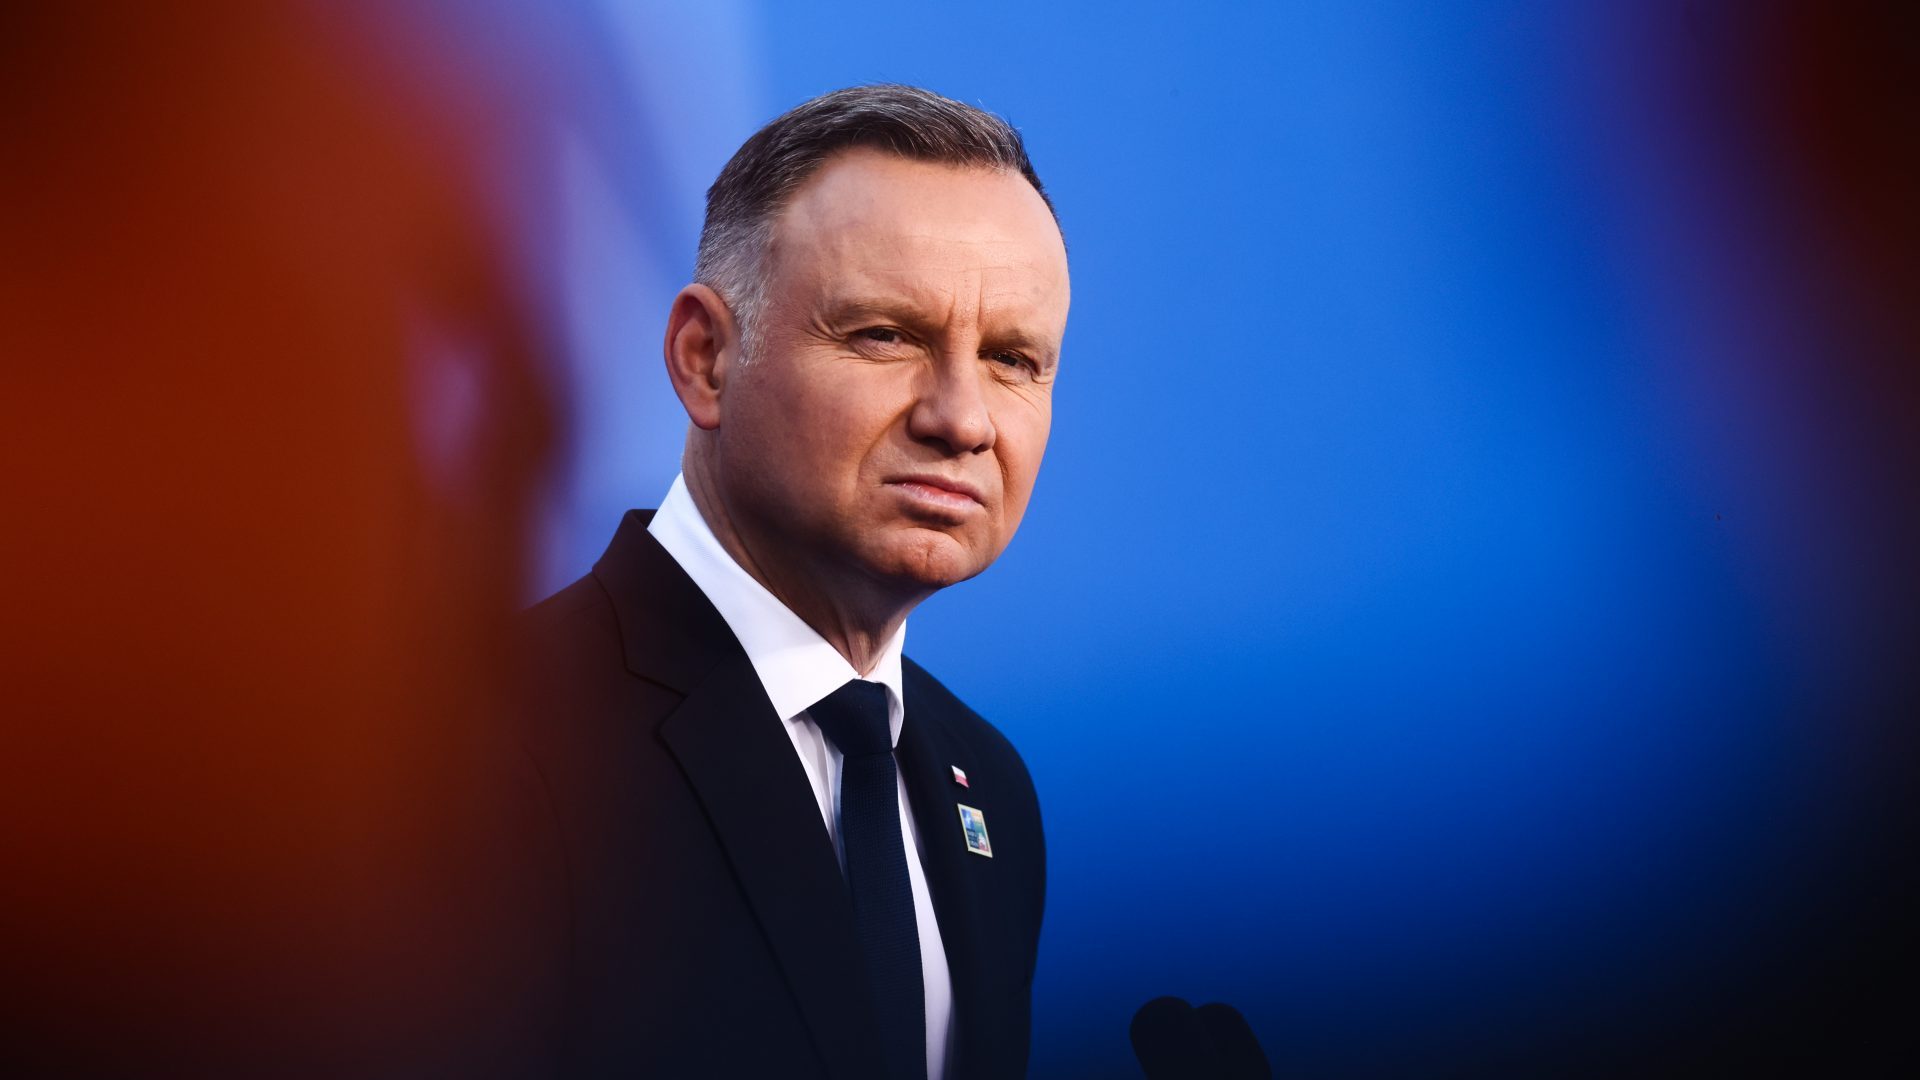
left=594, top=511, right=885, bottom=1080
left=658, top=663, right=885, bottom=1080
left=896, top=676, right=997, bottom=1079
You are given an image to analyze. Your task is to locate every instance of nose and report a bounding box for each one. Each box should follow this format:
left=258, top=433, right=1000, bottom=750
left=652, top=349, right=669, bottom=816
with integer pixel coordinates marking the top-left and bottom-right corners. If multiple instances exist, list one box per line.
left=907, top=355, right=996, bottom=455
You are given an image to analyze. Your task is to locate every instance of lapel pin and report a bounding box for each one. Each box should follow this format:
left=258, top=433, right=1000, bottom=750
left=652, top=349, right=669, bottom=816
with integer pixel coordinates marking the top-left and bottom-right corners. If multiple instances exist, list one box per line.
left=951, top=765, right=969, bottom=788
left=957, top=804, right=993, bottom=857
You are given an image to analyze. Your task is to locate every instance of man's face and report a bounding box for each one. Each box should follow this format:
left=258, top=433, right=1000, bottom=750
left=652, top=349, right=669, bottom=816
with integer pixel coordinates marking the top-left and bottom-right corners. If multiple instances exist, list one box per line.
left=712, top=148, right=1070, bottom=596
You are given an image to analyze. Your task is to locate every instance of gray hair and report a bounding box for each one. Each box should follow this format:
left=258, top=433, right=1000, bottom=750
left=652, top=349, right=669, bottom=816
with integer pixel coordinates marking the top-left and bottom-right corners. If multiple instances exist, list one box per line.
left=694, top=84, right=1058, bottom=358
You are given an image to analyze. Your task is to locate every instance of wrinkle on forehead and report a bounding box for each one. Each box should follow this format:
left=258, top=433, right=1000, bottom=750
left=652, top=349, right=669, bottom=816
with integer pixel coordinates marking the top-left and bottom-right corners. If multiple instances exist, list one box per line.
left=783, top=219, right=1063, bottom=281
left=789, top=215, right=1066, bottom=309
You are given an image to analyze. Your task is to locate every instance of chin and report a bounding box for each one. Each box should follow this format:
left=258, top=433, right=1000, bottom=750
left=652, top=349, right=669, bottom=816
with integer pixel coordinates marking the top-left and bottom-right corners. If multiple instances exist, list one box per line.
left=865, top=528, right=994, bottom=591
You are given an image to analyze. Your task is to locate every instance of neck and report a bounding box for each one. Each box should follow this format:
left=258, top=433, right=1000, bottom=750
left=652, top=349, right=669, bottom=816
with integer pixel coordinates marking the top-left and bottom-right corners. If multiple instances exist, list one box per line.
left=683, top=460, right=923, bottom=677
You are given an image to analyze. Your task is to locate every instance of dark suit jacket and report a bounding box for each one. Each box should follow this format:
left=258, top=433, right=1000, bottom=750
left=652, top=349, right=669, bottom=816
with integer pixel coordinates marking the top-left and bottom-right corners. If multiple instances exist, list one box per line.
left=507, top=510, right=1047, bottom=1079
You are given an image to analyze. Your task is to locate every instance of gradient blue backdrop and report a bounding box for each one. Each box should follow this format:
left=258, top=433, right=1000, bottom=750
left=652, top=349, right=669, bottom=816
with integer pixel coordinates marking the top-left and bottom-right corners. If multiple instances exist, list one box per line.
left=383, top=1, right=1912, bottom=1073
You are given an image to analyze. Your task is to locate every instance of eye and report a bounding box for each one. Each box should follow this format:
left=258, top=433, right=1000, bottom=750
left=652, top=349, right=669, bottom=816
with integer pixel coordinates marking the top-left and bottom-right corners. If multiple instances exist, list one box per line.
left=987, top=349, right=1034, bottom=373
left=857, top=326, right=903, bottom=344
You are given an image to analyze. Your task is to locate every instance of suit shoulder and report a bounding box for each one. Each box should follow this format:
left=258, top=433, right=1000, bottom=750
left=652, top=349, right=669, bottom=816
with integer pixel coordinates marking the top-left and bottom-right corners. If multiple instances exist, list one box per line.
left=524, top=574, right=611, bottom=633
left=518, top=574, right=620, bottom=653
left=513, top=574, right=625, bottom=693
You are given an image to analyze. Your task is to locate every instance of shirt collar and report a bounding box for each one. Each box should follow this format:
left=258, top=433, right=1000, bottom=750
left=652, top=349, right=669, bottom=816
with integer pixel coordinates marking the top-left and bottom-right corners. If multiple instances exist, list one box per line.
left=647, top=473, right=906, bottom=744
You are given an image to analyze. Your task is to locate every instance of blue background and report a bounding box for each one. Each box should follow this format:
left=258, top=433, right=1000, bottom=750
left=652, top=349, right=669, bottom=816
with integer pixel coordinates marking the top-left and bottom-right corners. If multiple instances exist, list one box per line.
left=380, top=1, right=1914, bottom=1073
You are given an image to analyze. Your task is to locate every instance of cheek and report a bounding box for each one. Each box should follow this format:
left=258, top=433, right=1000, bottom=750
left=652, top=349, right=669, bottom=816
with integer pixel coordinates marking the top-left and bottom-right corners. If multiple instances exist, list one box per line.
left=773, top=370, right=908, bottom=490
left=739, top=362, right=854, bottom=444
left=994, top=408, right=1051, bottom=516
left=824, top=376, right=916, bottom=460
left=1003, top=400, right=1052, bottom=474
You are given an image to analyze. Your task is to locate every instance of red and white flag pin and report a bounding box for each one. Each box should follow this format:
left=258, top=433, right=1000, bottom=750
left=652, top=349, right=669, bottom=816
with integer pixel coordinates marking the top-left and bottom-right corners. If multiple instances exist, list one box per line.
left=950, top=765, right=969, bottom=788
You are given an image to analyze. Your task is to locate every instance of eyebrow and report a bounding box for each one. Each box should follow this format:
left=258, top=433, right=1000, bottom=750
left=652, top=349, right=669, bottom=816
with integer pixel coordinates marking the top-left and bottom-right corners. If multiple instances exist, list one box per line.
left=819, top=295, right=935, bottom=327
left=820, top=295, right=1060, bottom=364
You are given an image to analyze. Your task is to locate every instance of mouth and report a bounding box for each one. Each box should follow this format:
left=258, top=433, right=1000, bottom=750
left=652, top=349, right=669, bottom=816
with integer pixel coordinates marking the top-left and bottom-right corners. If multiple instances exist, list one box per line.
left=886, top=474, right=987, bottom=514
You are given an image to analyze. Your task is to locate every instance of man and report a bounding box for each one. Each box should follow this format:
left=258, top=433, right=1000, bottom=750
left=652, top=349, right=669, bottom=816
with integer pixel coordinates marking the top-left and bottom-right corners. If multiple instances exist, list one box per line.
left=512, top=85, right=1070, bottom=1079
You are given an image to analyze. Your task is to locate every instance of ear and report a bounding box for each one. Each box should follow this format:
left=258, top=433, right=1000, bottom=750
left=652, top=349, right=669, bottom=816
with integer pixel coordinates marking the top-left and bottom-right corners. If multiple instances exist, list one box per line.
left=662, top=283, right=741, bottom=431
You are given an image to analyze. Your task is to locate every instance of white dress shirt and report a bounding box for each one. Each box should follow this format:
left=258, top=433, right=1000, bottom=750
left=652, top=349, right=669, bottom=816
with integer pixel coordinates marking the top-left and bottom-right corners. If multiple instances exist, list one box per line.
left=648, top=474, right=953, bottom=1080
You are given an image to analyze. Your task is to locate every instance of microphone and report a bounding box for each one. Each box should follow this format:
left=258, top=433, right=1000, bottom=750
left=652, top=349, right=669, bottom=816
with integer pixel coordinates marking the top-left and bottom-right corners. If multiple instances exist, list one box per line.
left=1195, top=1002, right=1270, bottom=1079
left=1130, top=997, right=1271, bottom=1079
left=1131, top=996, right=1217, bottom=1078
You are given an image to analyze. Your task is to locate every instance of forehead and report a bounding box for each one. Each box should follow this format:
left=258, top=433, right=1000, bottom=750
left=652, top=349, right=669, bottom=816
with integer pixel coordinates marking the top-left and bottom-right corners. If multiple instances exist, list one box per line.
left=766, top=148, right=1069, bottom=323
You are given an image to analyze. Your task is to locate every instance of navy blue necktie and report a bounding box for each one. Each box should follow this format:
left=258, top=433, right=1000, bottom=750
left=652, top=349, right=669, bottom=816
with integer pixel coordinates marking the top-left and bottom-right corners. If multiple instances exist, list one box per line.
left=809, top=679, right=926, bottom=1080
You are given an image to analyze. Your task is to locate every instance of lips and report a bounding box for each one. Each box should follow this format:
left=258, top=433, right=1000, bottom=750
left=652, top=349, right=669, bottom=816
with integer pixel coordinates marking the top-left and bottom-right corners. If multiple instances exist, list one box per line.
left=888, top=473, right=986, bottom=506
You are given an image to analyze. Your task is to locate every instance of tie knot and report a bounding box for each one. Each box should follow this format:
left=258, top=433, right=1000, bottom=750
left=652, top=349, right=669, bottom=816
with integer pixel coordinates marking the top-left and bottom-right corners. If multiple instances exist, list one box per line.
left=808, top=679, right=893, bottom=758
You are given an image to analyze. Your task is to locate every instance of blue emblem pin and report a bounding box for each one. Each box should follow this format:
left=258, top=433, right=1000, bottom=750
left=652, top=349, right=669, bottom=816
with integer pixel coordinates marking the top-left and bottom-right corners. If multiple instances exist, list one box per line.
left=957, top=804, right=992, bottom=857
